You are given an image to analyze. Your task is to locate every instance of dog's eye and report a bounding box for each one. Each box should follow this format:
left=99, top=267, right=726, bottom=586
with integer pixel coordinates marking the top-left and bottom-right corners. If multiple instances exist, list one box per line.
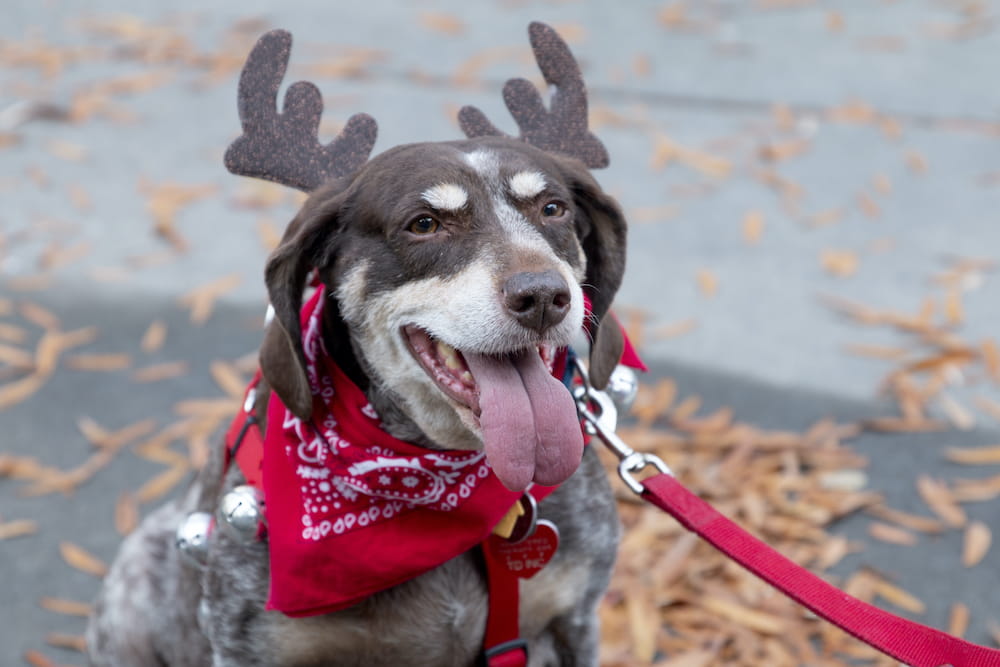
left=408, top=216, right=440, bottom=235
left=541, top=201, right=567, bottom=218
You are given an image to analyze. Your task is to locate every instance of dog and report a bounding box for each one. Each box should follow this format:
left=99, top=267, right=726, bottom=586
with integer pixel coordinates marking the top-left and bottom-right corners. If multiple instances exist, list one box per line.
left=87, top=23, right=630, bottom=667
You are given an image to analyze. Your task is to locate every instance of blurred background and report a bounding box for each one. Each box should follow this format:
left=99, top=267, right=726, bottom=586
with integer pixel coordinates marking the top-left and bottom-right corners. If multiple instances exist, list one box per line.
left=3, top=1, right=1000, bottom=665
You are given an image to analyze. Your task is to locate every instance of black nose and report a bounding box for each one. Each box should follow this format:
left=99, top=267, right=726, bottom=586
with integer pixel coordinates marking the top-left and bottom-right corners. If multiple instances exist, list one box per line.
left=502, top=270, right=572, bottom=333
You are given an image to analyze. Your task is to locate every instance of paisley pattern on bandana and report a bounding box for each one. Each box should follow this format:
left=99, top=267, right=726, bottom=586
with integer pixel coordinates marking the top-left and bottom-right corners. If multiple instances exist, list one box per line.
left=282, top=291, right=492, bottom=542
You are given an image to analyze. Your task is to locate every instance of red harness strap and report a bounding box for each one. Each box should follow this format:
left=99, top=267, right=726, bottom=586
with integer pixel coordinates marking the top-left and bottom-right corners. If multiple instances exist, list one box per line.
left=641, top=473, right=1000, bottom=667
left=483, top=542, right=528, bottom=667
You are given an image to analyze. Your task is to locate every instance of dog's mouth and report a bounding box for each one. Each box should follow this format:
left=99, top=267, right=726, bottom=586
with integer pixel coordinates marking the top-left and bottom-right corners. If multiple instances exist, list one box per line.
left=402, top=325, right=583, bottom=492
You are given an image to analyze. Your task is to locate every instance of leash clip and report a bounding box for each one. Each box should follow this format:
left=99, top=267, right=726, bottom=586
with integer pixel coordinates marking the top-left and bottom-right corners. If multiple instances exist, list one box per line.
left=571, top=359, right=671, bottom=495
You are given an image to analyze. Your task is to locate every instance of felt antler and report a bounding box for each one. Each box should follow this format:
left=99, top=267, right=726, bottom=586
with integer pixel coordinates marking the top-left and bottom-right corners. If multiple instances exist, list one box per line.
left=224, top=29, right=378, bottom=192
left=458, top=22, right=609, bottom=169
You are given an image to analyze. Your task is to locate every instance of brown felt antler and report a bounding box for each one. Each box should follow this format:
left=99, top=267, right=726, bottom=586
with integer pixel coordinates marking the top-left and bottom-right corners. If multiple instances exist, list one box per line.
left=458, top=22, right=608, bottom=169
left=224, top=30, right=378, bottom=192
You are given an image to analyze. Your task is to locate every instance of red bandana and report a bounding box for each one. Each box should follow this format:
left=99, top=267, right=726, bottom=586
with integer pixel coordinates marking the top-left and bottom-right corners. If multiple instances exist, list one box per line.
left=260, top=288, right=560, bottom=616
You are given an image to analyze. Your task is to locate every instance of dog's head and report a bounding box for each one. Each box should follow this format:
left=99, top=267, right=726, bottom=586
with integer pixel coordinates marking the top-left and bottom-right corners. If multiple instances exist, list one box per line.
left=227, top=25, right=627, bottom=492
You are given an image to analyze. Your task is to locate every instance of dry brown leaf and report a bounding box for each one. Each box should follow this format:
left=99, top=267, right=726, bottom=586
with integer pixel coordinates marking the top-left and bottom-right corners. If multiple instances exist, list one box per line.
left=952, top=475, right=1000, bottom=503
left=39, top=596, right=92, bottom=617
left=0, top=518, right=38, bottom=539
left=210, top=360, right=247, bottom=399
left=257, top=217, right=282, bottom=252
left=44, top=138, right=88, bottom=162
left=45, top=632, right=87, bottom=652
left=66, top=353, right=132, bottom=371
left=23, top=650, right=58, bottom=667
left=418, top=12, right=465, bottom=35
left=905, top=150, right=929, bottom=174
left=0, top=342, right=35, bottom=368
left=843, top=343, right=910, bottom=361
left=820, top=249, right=859, bottom=278
left=659, top=648, right=717, bottom=667
left=962, top=521, right=991, bottom=568
left=696, top=269, right=718, bottom=297
left=140, top=180, right=218, bottom=251
left=651, top=318, right=699, bottom=341
left=450, top=45, right=525, bottom=86
left=650, top=134, right=732, bottom=178
left=671, top=395, right=702, bottom=422
left=827, top=99, right=876, bottom=124
left=826, top=10, right=845, bottom=31
left=0, top=372, right=48, bottom=410
left=916, top=475, right=967, bottom=527
left=132, top=360, right=189, bottom=383
left=948, top=602, right=970, bottom=638
left=867, top=521, right=917, bottom=546
left=872, top=173, right=892, bottom=195
left=18, top=301, right=61, bottom=330
left=742, top=211, right=764, bottom=245
left=177, top=273, right=242, bottom=324
left=0, top=322, right=28, bottom=343
left=135, top=464, right=190, bottom=503
left=115, top=491, right=140, bottom=536
left=140, top=319, right=167, bottom=352
left=68, top=183, right=93, bottom=212
left=699, top=597, right=785, bottom=635
left=173, top=397, right=241, bottom=418
left=867, top=505, right=946, bottom=534
left=758, top=138, right=810, bottom=162
left=940, top=394, right=976, bottom=431
left=858, top=193, right=881, bottom=219
left=624, top=582, right=658, bottom=662
left=945, top=445, right=1000, bottom=465
left=59, top=541, right=108, bottom=578
left=870, top=576, right=926, bottom=615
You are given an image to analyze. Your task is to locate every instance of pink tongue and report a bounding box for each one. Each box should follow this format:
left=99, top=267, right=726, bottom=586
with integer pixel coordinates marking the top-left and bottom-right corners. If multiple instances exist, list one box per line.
left=464, top=349, right=584, bottom=492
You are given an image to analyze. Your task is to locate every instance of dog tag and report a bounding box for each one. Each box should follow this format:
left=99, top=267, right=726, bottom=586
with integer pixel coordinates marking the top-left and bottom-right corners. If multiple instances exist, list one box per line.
left=486, top=519, right=559, bottom=580
left=506, top=493, right=538, bottom=544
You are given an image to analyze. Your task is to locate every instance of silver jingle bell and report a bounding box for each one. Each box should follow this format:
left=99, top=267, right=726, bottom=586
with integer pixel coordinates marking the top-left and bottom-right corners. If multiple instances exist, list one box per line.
left=605, top=365, right=639, bottom=413
left=218, top=484, right=267, bottom=542
left=176, top=511, right=214, bottom=568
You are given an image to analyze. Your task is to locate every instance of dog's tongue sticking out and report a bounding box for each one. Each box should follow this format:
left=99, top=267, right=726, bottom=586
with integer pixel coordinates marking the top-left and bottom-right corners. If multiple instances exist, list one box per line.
left=464, top=349, right=583, bottom=492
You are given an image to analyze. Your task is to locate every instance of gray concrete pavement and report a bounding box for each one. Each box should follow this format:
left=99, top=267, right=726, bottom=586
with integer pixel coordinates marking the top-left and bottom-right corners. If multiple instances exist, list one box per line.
left=4, top=1, right=1000, bottom=664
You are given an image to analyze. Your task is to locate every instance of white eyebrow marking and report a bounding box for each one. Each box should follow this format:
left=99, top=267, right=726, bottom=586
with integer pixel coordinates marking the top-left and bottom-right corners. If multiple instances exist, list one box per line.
left=464, top=149, right=500, bottom=179
left=421, top=183, right=468, bottom=211
left=508, top=171, right=547, bottom=199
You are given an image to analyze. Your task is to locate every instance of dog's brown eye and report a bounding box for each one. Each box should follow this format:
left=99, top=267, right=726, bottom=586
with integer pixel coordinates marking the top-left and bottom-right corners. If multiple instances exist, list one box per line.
left=541, top=201, right=566, bottom=218
left=408, top=216, right=440, bottom=235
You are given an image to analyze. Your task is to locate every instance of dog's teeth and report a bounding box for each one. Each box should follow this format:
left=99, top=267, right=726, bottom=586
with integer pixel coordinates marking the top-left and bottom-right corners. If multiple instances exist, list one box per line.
left=436, top=340, right=463, bottom=371
left=460, top=371, right=473, bottom=384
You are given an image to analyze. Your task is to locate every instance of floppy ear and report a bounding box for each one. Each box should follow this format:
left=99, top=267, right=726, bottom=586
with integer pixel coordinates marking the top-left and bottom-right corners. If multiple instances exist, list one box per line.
left=567, top=166, right=628, bottom=389
left=259, top=185, right=347, bottom=419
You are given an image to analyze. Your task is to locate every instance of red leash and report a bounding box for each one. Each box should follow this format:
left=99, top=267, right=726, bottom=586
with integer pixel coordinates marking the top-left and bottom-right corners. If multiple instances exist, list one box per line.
left=641, top=473, right=1000, bottom=667
left=572, top=363, right=1000, bottom=667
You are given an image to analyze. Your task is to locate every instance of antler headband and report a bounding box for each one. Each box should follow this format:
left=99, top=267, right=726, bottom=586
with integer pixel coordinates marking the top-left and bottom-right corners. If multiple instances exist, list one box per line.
left=224, top=22, right=608, bottom=191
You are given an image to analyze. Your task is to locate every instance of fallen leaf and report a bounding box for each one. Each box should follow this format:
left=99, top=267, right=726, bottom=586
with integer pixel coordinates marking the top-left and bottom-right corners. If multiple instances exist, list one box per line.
left=39, top=597, right=92, bottom=617
left=59, top=541, right=108, bottom=578
left=0, top=519, right=38, bottom=539
left=948, top=602, right=970, bottom=638
left=916, top=475, right=967, bottom=527
left=962, top=521, right=991, bottom=568
left=44, top=632, right=87, bottom=652
left=868, top=521, right=918, bottom=546
left=132, top=360, right=189, bottom=383
left=140, top=319, right=167, bottom=352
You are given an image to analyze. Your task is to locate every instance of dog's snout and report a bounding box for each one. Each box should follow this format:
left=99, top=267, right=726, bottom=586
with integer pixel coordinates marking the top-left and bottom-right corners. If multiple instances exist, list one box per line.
left=502, top=270, right=571, bottom=333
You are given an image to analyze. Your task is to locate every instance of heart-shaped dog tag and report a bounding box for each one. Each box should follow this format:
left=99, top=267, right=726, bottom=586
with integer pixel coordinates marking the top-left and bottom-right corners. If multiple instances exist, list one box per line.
left=485, top=519, right=559, bottom=580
